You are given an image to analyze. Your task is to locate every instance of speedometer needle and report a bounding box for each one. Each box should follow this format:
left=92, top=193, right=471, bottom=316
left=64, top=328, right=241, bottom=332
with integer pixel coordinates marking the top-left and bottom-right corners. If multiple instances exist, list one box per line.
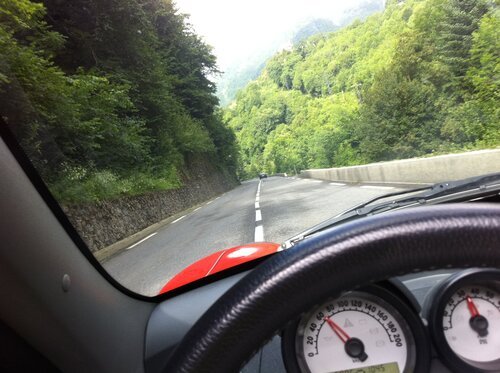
left=324, top=317, right=350, bottom=343
left=324, top=317, right=368, bottom=362
left=466, top=296, right=480, bottom=317
left=466, top=296, right=489, bottom=337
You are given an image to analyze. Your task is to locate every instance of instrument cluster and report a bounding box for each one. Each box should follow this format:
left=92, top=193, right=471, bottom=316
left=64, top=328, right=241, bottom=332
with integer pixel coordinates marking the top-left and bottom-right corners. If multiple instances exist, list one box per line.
left=282, top=269, right=500, bottom=373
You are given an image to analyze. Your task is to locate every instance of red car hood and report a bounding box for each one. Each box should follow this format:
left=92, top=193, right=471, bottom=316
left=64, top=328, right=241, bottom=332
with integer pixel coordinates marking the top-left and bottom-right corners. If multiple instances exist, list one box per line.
left=159, top=242, right=280, bottom=294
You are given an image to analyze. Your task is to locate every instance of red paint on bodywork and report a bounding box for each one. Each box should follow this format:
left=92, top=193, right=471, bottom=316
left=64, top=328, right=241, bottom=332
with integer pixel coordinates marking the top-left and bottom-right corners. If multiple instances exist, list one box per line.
left=159, top=242, right=280, bottom=294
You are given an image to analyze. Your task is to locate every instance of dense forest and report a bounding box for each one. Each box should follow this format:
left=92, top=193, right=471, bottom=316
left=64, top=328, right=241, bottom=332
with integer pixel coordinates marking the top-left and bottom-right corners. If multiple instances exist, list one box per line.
left=0, top=0, right=238, bottom=202
left=225, top=0, right=499, bottom=178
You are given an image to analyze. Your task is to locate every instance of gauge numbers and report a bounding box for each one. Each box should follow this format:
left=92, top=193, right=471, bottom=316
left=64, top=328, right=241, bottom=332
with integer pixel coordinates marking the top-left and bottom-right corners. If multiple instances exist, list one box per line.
left=296, top=291, right=416, bottom=373
left=443, top=286, right=500, bottom=367
left=428, top=269, right=500, bottom=372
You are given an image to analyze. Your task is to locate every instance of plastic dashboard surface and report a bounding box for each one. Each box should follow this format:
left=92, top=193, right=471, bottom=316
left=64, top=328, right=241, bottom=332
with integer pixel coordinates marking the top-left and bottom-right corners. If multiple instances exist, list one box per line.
left=145, top=268, right=497, bottom=373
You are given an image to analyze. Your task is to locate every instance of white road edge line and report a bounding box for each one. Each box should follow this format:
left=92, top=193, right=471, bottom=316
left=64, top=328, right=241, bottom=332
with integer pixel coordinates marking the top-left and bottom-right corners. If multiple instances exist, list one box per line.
left=126, top=232, right=158, bottom=250
left=360, top=185, right=396, bottom=190
left=193, top=207, right=201, bottom=212
left=330, top=182, right=346, bottom=186
left=256, top=209, right=262, bottom=222
left=254, top=225, right=264, bottom=242
left=206, top=200, right=213, bottom=205
left=171, top=215, right=186, bottom=224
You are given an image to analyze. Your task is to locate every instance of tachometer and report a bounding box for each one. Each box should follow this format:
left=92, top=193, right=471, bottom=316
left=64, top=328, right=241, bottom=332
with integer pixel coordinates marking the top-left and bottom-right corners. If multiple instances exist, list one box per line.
left=283, top=285, right=430, bottom=373
left=428, top=269, right=500, bottom=372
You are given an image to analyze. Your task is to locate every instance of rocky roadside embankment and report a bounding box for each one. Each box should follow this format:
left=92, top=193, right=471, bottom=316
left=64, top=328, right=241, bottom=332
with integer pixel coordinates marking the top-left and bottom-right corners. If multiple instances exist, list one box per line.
left=62, top=156, right=238, bottom=253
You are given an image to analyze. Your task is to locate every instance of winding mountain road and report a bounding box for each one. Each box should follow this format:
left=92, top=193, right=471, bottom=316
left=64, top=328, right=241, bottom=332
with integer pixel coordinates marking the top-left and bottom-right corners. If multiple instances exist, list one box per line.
left=103, top=176, right=405, bottom=295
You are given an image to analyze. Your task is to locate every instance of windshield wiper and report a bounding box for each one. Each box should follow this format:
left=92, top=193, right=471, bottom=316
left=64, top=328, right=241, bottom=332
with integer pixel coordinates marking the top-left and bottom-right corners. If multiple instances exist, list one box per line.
left=351, top=173, right=500, bottom=216
left=284, top=173, right=500, bottom=248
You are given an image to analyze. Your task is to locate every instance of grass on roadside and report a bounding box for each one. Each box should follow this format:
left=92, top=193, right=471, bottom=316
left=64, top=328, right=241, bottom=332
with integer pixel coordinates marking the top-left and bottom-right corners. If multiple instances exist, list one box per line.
left=49, top=166, right=182, bottom=204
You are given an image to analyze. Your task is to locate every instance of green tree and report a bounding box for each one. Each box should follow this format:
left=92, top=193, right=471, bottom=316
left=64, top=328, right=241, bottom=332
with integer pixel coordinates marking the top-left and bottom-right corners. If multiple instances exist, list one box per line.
left=1, top=0, right=238, bottom=202
left=436, top=0, right=489, bottom=93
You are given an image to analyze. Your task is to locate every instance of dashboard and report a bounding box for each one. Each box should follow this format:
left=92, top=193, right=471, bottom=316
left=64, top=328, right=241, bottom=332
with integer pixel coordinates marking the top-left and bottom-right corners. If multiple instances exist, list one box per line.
left=145, top=268, right=500, bottom=373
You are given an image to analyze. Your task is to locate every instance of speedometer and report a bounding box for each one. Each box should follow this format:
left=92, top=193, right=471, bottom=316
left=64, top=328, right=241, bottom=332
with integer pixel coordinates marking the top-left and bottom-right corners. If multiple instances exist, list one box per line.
left=283, top=285, right=430, bottom=373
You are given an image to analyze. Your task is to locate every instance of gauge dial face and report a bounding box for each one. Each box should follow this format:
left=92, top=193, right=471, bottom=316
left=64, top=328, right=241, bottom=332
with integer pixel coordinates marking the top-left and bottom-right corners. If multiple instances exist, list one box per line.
left=442, top=286, right=500, bottom=366
left=296, top=291, right=416, bottom=373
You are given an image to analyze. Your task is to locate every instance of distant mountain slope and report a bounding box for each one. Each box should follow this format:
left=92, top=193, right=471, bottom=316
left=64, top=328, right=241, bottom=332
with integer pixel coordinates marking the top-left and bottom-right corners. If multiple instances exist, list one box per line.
left=291, top=19, right=338, bottom=45
left=216, top=0, right=385, bottom=106
left=225, top=0, right=498, bottom=178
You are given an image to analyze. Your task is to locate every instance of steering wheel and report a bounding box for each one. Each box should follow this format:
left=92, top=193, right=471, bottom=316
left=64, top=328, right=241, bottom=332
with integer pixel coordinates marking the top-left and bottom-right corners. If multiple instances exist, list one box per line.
left=164, top=204, right=500, bottom=372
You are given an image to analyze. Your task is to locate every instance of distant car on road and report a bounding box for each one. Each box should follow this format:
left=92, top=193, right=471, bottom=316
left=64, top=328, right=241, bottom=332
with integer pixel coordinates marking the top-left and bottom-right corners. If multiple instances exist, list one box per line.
left=259, top=172, right=268, bottom=179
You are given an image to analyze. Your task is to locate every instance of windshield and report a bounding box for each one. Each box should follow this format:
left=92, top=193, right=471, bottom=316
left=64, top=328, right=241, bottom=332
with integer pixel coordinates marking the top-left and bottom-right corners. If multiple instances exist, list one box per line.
left=1, top=0, right=499, bottom=296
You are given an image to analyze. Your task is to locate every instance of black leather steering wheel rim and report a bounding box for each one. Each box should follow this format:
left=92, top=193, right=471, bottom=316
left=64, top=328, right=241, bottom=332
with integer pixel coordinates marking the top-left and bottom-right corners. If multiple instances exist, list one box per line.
left=164, top=204, right=500, bottom=373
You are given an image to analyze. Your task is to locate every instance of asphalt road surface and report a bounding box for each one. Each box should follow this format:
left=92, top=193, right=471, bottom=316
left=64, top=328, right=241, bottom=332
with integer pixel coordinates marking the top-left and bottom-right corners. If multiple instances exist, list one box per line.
left=103, top=177, right=406, bottom=296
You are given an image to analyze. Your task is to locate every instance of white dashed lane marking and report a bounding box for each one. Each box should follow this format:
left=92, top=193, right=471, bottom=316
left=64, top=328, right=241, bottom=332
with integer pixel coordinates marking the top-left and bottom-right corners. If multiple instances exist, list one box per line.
left=126, top=232, right=158, bottom=250
left=330, top=182, right=346, bottom=186
left=360, top=185, right=395, bottom=190
left=254, top=225, right=264, bottom=242
left=254, top=180, right=265, bottom=242
left=256, top=209, right=262, bottom=222
left=171, top=215, right=186, bottom=224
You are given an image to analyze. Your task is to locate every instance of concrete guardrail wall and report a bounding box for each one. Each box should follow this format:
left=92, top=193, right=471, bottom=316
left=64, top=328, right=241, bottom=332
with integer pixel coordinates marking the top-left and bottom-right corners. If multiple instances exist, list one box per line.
left=299, top=149, right=500, bottom=184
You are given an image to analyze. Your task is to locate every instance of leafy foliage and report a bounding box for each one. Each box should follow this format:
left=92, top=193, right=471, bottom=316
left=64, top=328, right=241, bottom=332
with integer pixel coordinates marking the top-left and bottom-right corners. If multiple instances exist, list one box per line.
left=1, top=0, right=238, bottom=202
left=226, top=0, right=499, bottom=178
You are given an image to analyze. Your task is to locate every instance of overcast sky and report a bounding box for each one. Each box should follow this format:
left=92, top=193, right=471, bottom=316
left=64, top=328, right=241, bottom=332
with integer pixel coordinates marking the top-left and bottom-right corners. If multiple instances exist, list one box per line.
left=175, top=0, right=366, bottom=70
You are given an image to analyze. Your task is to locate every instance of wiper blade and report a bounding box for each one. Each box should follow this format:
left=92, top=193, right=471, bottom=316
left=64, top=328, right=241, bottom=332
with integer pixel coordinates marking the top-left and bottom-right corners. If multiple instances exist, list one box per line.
left=346, top=186, right=430, bottom=216
left=341, top=172, right=500, bottom=218
left=351, top=173, right=500, bottom=216
left=284, top=173, right=500, bottom=248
